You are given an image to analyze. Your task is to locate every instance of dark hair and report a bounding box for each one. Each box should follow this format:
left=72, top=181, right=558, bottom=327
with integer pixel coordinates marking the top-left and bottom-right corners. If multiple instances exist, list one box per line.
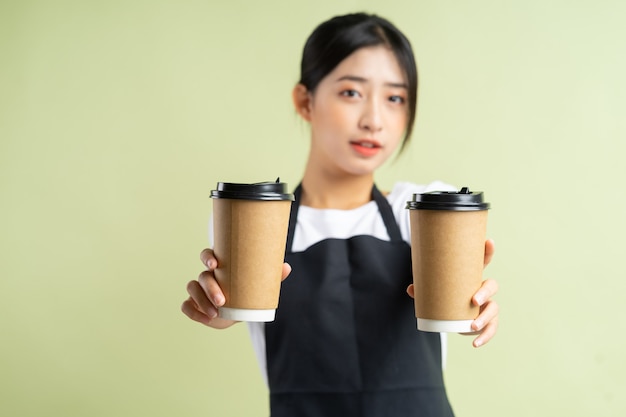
left=299, top=13, right=418, bottom=151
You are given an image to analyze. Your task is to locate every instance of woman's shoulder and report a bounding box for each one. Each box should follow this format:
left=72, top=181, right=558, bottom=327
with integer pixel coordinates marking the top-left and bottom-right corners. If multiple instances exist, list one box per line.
left=386, top=180, right=457, bottom=243
left=386, top=180, right=457, bottom=204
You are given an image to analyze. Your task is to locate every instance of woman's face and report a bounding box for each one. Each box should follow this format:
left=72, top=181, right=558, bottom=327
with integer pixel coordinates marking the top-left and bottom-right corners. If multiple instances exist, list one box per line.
left=305, top=45, right=409, bottom=177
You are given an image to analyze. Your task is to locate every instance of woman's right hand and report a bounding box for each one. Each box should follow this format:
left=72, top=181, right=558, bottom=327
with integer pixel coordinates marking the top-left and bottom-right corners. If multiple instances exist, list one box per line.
left=181, top=248, right=292, bottom=329
left=181, top=248, right=234, bottom=329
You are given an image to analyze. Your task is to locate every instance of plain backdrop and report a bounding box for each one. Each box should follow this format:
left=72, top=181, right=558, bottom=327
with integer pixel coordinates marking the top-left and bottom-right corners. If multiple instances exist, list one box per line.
left=1, top=0, right=625, bottom=416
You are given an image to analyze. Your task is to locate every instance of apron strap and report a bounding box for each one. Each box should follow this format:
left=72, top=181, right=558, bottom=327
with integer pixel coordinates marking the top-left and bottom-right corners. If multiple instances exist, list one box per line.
left=285, top=184, right=302, bottom=253
left=371, top=185, right=404, bottom=243
left=285, top=183, right=403, bottom=253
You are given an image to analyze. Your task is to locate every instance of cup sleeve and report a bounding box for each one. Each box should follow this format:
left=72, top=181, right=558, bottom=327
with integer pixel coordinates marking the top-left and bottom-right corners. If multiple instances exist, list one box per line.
left=208, top=213, right=214, bottom=247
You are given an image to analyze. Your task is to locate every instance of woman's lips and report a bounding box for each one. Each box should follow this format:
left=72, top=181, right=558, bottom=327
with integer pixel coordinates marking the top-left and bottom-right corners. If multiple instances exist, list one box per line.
left=349, top=140, right=382, bottom=157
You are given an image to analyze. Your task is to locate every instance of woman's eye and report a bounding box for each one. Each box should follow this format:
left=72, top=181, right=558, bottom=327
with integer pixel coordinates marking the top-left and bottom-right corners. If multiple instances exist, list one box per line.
left=389, top=95, right=405, bottom=104
left=341, top=89, right=360, bottom=98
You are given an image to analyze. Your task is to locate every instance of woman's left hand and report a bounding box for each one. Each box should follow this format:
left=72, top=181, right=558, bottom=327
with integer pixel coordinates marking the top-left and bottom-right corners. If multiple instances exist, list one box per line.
left=466, top=238, right=499, bottom=348
left=406, top=239, right=500, bottom=348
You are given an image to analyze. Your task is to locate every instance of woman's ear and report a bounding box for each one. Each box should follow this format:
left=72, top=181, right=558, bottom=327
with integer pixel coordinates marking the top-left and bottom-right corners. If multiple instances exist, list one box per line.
left=292, top=83, right=312, bottom=122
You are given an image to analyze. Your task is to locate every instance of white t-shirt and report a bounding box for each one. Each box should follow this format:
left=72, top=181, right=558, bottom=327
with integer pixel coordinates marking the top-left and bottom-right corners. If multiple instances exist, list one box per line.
left=243, top=181, right=457, bottom=384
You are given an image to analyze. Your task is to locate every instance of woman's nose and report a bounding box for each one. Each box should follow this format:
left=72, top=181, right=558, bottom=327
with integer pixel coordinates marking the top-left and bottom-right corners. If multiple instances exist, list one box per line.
left=359, top=98, right=383, bottom=132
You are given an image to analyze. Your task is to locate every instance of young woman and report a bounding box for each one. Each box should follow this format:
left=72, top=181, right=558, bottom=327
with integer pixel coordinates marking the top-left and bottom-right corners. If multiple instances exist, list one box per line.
left=182, top=13, right=499, bottom=417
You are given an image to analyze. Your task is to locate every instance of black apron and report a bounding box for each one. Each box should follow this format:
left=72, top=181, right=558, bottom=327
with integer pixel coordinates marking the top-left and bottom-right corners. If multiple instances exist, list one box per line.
left=265, top=184, right=454, bottom=417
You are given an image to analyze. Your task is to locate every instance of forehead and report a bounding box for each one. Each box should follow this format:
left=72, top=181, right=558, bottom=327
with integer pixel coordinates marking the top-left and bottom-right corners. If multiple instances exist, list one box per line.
left=329, top=45, right=406, bottom=84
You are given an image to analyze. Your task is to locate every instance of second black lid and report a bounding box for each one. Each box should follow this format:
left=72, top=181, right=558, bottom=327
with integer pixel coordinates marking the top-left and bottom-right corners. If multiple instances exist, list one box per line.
left=406, top=187, right=490, bottom=211
left=210, top=178, right=295, bottom=201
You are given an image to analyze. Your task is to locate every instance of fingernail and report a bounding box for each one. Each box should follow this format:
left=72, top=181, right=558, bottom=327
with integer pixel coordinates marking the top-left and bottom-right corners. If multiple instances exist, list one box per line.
left=473, top=319, right=483, bottom=331
left=206, top=259, right=215, bottom=270
left=208, top=307, right=218, bottom=319
left=474, top=338, right=483, bottom=348
left=213, top=294, right=224, bottom=307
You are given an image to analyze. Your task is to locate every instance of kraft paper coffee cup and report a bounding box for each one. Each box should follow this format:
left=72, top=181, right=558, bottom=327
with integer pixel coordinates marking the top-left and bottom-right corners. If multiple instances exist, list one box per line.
left=210, top=179, right=294, bottom=322
left=406, top=187, right=490, bottom=333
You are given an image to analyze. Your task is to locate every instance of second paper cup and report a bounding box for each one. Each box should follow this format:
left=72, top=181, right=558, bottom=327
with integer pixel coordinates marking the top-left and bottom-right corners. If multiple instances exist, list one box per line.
left=210, top=180, right=294, bottom=322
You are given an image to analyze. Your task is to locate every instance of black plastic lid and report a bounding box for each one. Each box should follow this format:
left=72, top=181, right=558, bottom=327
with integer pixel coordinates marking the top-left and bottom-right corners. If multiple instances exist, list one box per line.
left=210, top=178, right=295, bottom=201
left=406, top=187, right=490, bottom=211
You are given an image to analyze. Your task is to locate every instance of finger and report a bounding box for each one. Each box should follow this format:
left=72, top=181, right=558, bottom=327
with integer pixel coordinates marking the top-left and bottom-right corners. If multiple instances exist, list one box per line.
left=483, top=239, right=495, bottom=268
left=181, top=296, right=214, bottom=326
left=472, top=278, right=499, bottom=306
left=406, top=283, right=415, bottom=298
left=200, top=248, right=217, bottom=270
left=186, top=279, right=219, bottom=319
left=471, top=299, right=499, bottom=332
left=197, top=270, right=225, bottom=308
left=281, top=262, right=292, bottom=281
left=472, top=315, right=498, bottom=348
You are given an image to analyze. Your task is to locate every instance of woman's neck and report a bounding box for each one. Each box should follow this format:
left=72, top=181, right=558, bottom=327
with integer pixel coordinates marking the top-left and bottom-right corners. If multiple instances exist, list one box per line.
left=300, top=161, right=375, bottom=210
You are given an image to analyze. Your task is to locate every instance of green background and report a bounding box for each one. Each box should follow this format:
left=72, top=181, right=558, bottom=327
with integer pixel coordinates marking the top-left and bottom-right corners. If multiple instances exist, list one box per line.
left=1, top=0, right=624, bottom=415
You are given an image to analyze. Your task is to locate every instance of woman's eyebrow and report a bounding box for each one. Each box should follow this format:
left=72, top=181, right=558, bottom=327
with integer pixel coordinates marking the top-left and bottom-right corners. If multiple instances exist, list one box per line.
left=336, top=75, right=367, bottom=83
left=335, top=75, right=407, bottom=89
